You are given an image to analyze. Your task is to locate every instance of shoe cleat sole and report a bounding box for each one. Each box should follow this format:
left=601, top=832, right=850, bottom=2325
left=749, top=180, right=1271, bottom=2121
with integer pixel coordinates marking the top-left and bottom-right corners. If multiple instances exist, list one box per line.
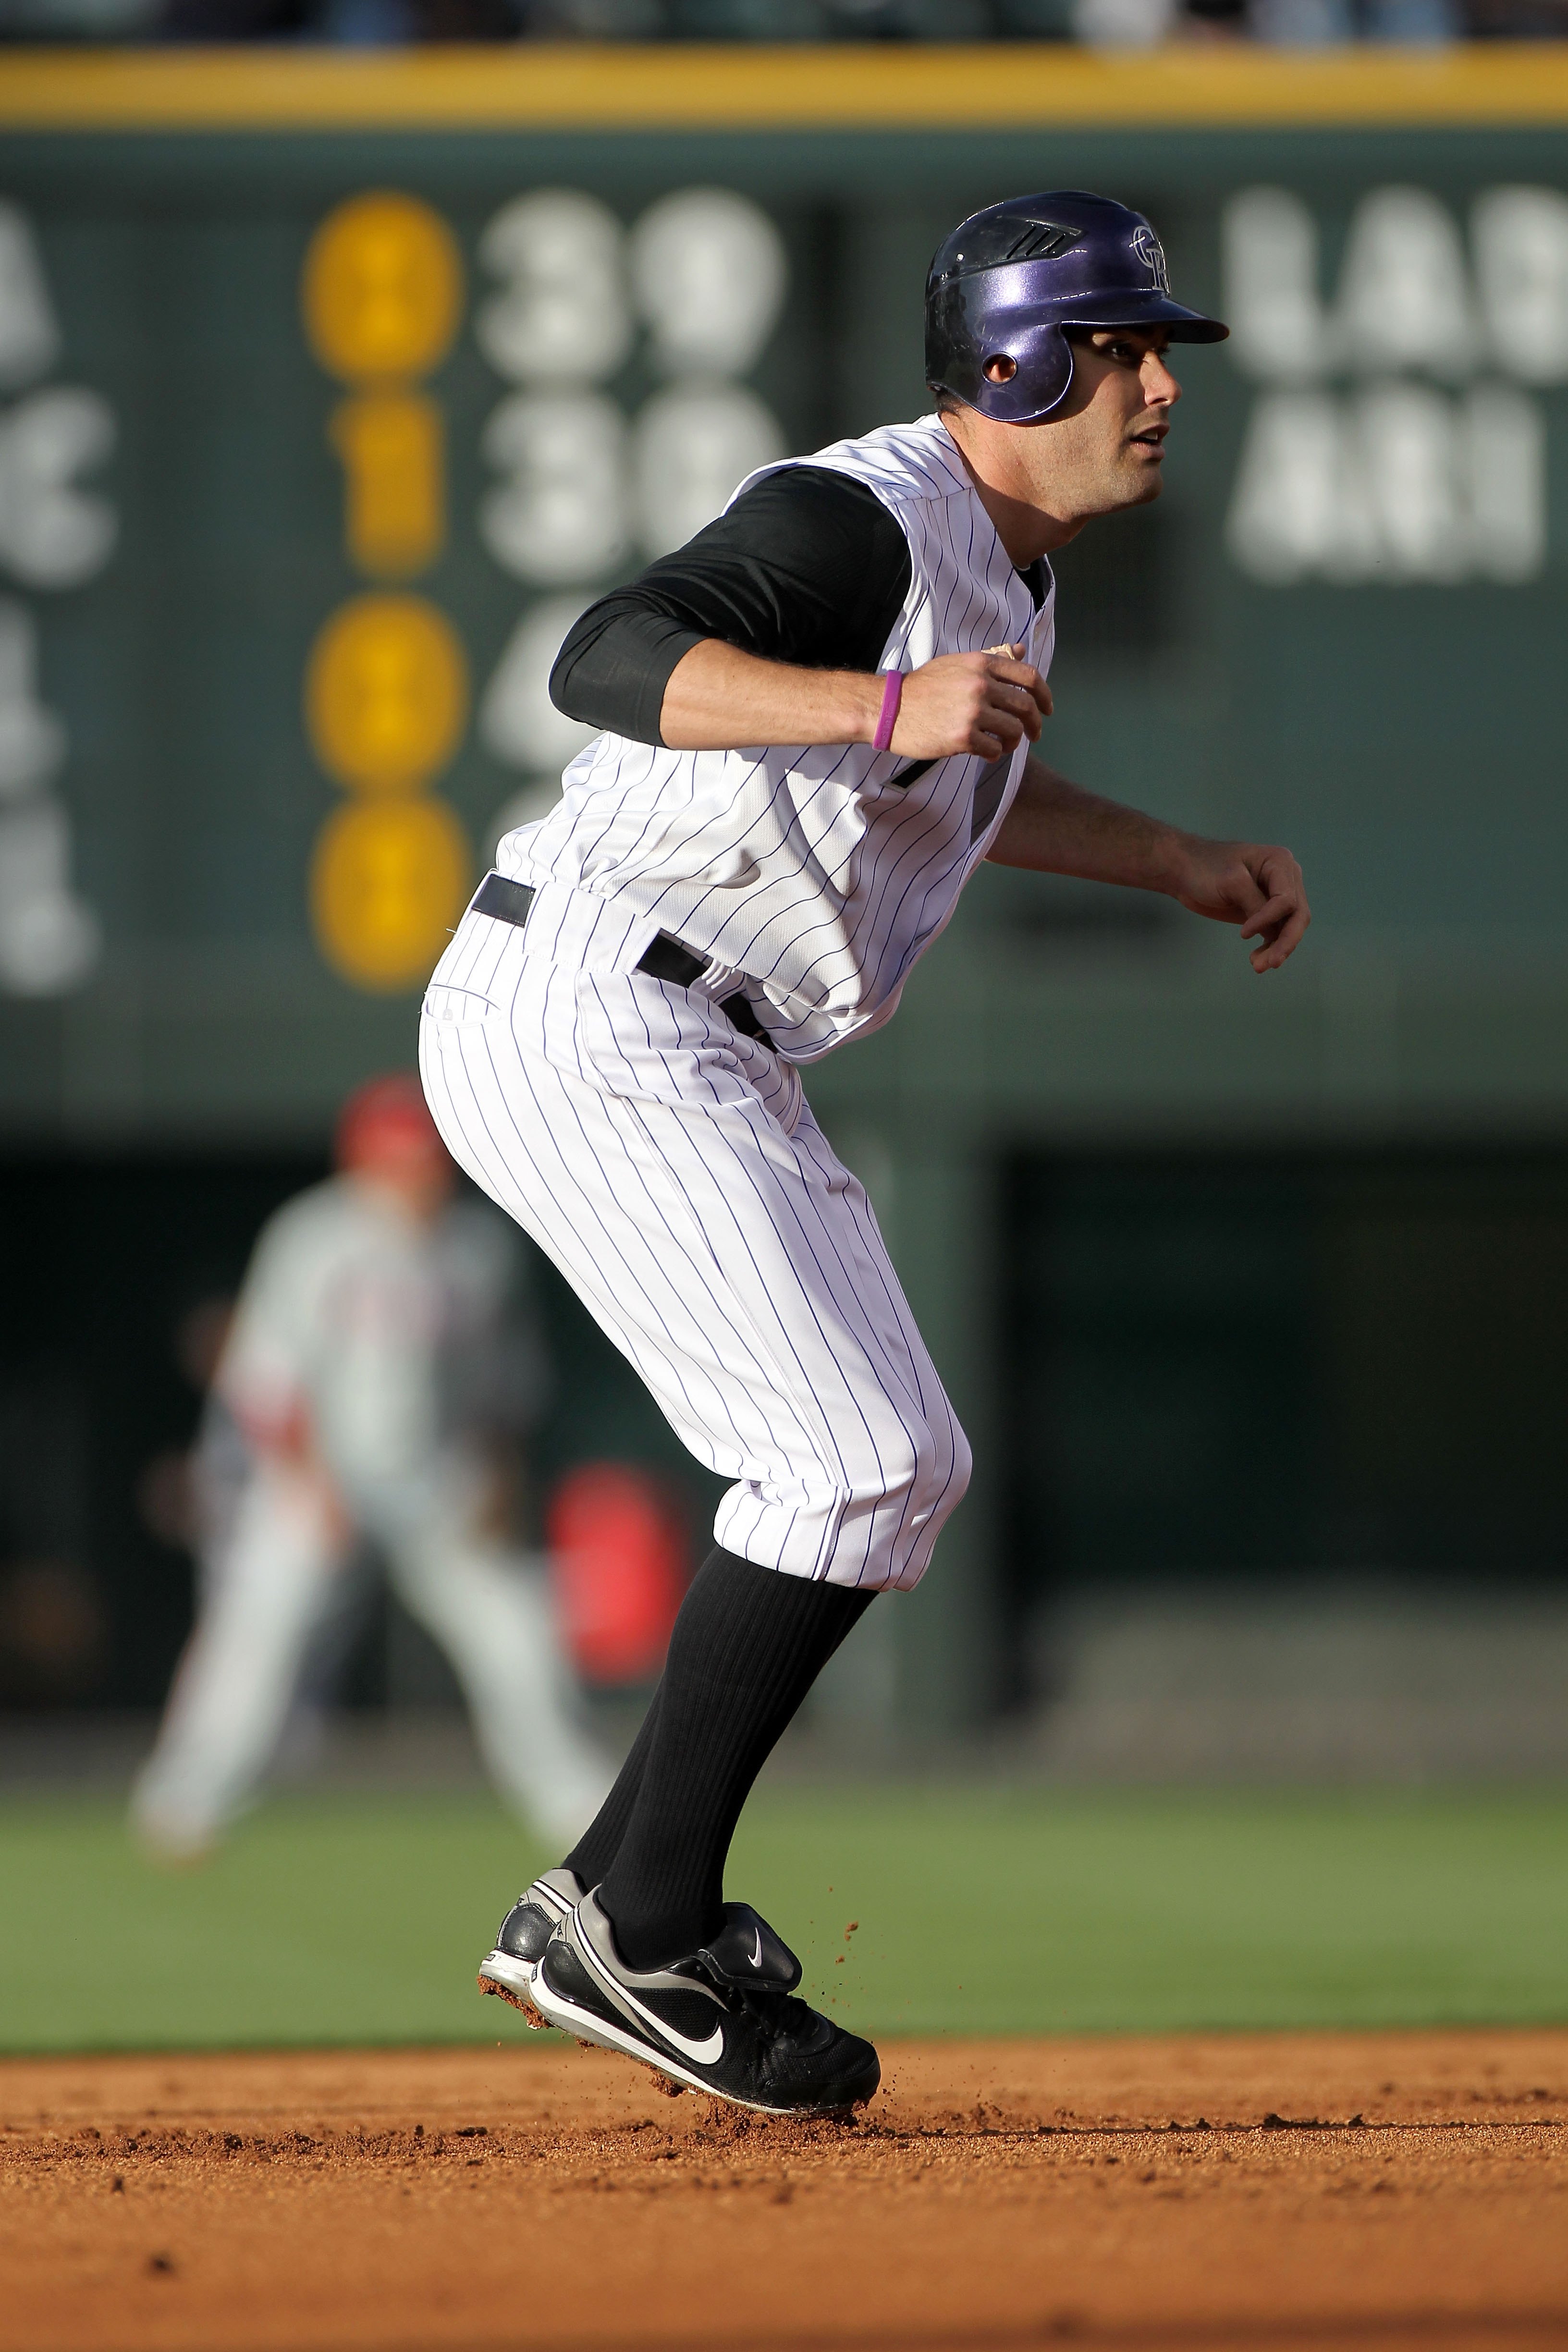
left=477, top=1950, right=550, bottom=2030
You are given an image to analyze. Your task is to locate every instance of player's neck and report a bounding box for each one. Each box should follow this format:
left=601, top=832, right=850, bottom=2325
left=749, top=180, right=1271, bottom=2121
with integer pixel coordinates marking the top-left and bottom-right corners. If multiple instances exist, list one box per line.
left=938, top=413, right=1085, bottom=566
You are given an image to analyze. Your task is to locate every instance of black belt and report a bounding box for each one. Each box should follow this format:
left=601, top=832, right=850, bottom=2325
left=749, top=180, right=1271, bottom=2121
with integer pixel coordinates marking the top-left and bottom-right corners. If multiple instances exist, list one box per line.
left=471, top=872, right=771, bottom=1046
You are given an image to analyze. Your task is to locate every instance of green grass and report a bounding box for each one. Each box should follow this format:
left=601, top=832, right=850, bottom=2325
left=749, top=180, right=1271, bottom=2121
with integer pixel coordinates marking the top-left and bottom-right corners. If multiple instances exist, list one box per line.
left=2, top=1786, right=1566, bottom=2054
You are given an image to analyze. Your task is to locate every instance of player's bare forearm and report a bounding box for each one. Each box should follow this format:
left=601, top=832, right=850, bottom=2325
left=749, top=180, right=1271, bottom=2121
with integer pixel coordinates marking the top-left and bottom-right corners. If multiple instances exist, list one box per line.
left=658, top=639, right=1051, bottom=760
left=989, top=757, right=1311, bottom=974
left=986, top=757, right=1182, bottom=890
left=660, top=641, right=878, bottom=750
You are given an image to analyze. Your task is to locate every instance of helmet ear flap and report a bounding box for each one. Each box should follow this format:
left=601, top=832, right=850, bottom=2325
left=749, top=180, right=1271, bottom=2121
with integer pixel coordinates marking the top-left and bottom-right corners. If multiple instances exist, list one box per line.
left=926, top=315, right=1075, bottom=425
left=978, top=320, right=1075, bottom=425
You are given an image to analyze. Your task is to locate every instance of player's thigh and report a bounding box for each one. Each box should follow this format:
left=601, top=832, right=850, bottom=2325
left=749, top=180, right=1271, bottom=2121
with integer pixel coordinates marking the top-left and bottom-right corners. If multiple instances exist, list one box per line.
left=443, top=977, right=957, bottom=1513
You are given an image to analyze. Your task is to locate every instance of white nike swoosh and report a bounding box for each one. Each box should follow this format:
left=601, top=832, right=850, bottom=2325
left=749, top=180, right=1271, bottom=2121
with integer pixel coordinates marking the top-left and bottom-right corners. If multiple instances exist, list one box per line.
left=614, top=1979, right=724, bottom=2066
left=581, top=1938, right=724, bottom=2066
left=749, top=1927, right=762, bottom=1969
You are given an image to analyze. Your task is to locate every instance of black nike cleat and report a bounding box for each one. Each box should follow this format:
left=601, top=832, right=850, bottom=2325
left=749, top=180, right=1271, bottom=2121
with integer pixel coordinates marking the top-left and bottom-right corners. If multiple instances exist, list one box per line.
left=531, top=1887, right=880, bottom=2116
left=478, top=1867, right=583, bottom=2024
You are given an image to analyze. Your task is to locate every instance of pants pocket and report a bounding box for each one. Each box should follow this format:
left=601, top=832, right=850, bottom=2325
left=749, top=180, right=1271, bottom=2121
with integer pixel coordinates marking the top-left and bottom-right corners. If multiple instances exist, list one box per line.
left=422, top=981, right=496, bottom=1026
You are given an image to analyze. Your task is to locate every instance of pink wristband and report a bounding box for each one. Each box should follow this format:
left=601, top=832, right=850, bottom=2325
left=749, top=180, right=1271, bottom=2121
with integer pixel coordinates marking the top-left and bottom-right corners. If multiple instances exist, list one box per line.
left=872, top=670, right=903, bottom=753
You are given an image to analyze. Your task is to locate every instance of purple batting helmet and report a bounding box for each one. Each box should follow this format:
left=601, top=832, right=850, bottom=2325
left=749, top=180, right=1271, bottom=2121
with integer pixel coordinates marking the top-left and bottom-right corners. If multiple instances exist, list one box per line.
left=925, top=190, right=1228, bottom=428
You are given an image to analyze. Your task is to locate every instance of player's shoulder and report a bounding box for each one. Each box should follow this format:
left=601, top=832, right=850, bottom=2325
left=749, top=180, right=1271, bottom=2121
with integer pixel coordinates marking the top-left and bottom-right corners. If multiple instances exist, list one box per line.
left=738, top=415, right=970, bottom=521
left=801, top=415, right=973, bottom=510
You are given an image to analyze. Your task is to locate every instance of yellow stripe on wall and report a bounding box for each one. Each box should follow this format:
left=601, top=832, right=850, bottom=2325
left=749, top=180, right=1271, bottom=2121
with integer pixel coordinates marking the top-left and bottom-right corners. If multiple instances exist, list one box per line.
left=3, top=44, right=1568, bottom=132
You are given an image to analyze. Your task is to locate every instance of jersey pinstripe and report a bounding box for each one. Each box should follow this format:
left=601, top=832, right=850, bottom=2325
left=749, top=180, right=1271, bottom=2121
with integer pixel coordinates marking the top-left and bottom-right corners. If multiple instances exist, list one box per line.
left=497, top=414, right=1055, bottom=1063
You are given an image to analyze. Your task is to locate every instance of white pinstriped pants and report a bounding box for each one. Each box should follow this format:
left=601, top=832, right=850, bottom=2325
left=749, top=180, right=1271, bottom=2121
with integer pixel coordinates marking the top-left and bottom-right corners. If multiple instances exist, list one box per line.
left=418, top=881, right=970, bottom=1592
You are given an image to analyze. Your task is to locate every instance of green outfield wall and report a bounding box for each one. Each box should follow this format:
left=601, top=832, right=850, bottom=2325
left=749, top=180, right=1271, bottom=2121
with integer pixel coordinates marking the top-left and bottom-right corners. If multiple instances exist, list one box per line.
left=2, top=49, right=1566, bottom=1717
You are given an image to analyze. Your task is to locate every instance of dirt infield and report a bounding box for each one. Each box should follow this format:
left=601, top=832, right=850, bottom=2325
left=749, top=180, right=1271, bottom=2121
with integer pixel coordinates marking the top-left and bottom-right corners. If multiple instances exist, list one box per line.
left=4, top=2030, right=1567, bottom=2352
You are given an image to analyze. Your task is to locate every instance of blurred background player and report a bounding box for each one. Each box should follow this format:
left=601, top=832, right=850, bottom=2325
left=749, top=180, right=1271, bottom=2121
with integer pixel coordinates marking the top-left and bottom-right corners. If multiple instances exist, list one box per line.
left=130, top=1073, right=610, bottom=1861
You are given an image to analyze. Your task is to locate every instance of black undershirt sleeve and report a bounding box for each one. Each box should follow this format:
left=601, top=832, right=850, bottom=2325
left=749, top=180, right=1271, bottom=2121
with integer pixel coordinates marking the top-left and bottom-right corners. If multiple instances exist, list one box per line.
left=548, top=467, right=914, bottom=748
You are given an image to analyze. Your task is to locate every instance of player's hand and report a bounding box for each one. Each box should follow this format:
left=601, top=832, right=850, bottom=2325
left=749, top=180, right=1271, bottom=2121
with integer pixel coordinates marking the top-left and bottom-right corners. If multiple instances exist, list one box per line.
left=1167, top=836, right=1311, bottom=972
left=889, top=645, right=1052, bottom=762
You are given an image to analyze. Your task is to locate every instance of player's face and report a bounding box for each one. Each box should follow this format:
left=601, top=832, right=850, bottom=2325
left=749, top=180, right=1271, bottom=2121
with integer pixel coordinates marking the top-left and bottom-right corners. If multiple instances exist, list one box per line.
left=1026, top=328, right=1181, bottom=521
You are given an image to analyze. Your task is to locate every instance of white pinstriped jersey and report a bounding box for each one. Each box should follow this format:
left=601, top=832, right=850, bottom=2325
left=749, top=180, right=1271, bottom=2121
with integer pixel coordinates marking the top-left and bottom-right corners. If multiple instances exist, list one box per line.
left=498, top=414, right=1056, bottom=1063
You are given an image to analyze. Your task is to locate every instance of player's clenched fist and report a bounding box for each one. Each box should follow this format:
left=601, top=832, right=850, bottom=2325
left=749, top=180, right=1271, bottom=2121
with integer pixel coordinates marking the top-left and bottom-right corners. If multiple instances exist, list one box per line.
left=887, top=645, right=1052, bottom=762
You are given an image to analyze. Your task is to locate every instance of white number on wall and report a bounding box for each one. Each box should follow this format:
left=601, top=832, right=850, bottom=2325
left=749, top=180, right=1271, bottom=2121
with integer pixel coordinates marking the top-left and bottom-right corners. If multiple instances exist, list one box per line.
left=479, top=392, right=628, bottom=584
left=477, top=190, right=633, bottom=388
left=630, top=189, right=788, bottom=377
left=634, top=382, right=786, bottom=559
left=479, top=593, right=597, bottom=771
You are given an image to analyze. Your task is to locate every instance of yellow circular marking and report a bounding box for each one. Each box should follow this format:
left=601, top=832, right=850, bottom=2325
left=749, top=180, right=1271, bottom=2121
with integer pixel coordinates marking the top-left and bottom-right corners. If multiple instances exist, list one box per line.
left=303, top=191, right=463, bottom=383
left=311, top=796, right=469, bottom=992
left=306, top=593, right=467, bottom=794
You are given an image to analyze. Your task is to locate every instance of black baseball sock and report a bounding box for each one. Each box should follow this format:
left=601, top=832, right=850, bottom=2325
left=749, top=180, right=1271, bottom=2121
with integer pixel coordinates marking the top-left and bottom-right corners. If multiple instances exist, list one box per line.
left=589, top=1546, right=875, bottom=1971
left=560, top=1684, right=663, bottom=1892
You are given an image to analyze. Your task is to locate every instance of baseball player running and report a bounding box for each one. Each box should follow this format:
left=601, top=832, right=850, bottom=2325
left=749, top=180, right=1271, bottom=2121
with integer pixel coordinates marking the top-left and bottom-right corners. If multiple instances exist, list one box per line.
left=421, top=193, right=1310, bottom=2115
left=132, top=1074, right=609, bottom=1860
